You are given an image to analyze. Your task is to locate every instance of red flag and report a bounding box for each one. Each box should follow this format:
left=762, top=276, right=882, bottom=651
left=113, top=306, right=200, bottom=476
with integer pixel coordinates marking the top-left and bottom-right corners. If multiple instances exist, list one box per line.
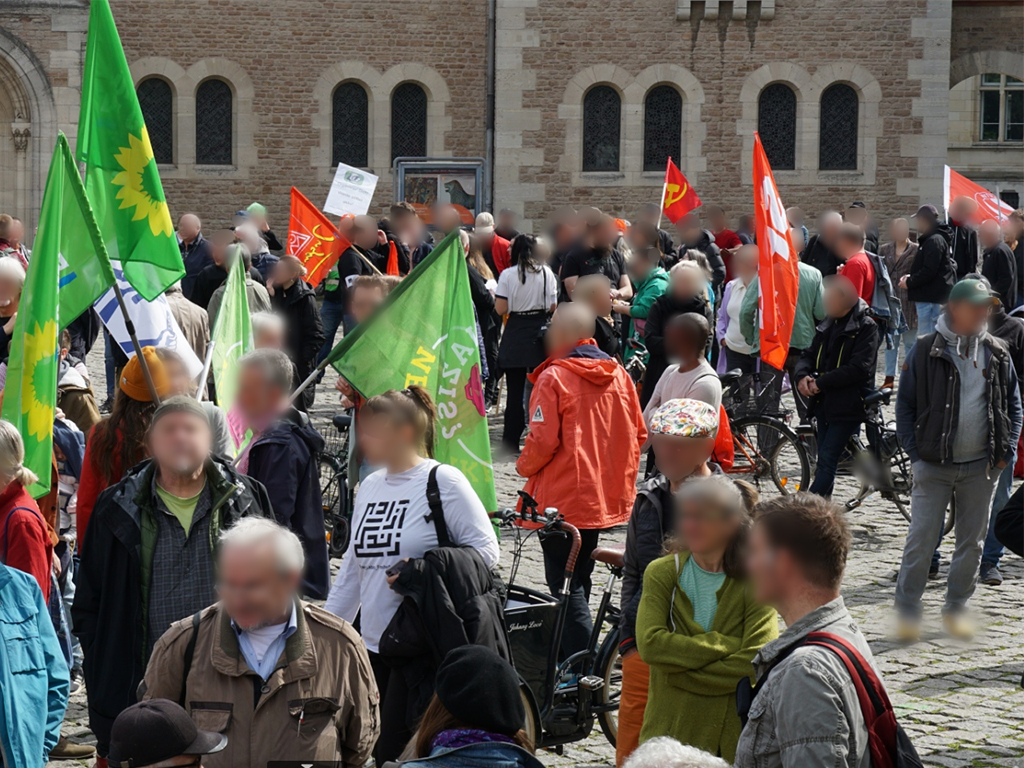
left=944, top=166, right=1015, bottom=223
left=752, top=133, right=800, bottom=369
left=662, top=157, right=702, bottom=224
left=287, top=187, right=349, bottom=286
left=386, top=240, right=399, bottom=276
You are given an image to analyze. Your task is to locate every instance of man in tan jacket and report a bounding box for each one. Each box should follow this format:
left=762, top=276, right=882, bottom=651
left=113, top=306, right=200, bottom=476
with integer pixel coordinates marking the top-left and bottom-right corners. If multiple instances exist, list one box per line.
left=140, top=518, right=379, bottom=767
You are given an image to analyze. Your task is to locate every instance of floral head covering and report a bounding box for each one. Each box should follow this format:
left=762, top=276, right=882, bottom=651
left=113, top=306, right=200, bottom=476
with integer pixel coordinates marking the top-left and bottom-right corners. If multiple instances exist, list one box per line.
left=649, top=398, right=719, bottom=438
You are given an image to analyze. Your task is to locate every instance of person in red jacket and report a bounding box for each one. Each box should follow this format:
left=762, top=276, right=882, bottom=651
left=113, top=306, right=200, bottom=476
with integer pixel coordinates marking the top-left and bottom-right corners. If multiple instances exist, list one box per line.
left=517, top=302, right=647, bottom=659
left=835, top=222, right=875, bottom=304
left=474, top=211, right=512, bottom=275
left=0, top=420, right=53, bottom=602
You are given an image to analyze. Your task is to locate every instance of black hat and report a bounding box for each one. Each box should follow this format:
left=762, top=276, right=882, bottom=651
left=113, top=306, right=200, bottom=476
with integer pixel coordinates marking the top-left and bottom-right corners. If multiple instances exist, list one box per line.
left=434, top=646, right=526, bottom=736
left=108, top=699, right=227, bottom=768
left=913, top=204, right=940, bottom=222
left=848, top=201, right=867, bottom=209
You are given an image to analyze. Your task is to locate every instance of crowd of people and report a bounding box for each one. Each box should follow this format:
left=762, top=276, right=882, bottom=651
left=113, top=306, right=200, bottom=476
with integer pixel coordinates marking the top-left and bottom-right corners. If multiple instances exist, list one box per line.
left=0, top=190, right=1020, bottom=768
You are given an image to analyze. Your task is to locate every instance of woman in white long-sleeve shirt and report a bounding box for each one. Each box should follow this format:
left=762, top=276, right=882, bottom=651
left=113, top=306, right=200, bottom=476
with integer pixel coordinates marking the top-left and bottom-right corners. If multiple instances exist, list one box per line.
left=324, top=385, right=498, bottom=764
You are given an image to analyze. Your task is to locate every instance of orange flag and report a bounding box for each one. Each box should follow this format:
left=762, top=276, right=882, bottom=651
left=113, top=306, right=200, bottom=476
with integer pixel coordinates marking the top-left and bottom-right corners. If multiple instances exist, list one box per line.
left=944, top=166, right=1015, bottom=223
left=386, top=240, right=400, bottom=276
left=287, top=187, right=349, bottom=286
left=752, top=133, right=800, bottom=369
left=662, top=157, right=702, bottom=224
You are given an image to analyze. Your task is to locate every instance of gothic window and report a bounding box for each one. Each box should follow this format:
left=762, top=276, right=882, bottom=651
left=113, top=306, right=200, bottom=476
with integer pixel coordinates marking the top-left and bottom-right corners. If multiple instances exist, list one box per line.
left=819, top=84, right=859, bottom=170
left=333, top=82, right=369, bottom=167
left=980, top=73, right=1023, bottom=143
left=758, top=83, right=796, bottom=170
left=391, top=82, right=427, bottom=162
left=582, top=85, right=621, bottom=172
left=644, top=85, right=682, bottom=172
left=195, top=79, right=233, bottom=165
left=137, top=78, right=173, bottom=164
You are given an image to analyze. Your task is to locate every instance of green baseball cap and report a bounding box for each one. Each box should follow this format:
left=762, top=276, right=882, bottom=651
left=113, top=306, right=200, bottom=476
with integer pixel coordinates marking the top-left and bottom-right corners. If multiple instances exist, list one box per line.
left=948, top=278, right=1000, bottom=305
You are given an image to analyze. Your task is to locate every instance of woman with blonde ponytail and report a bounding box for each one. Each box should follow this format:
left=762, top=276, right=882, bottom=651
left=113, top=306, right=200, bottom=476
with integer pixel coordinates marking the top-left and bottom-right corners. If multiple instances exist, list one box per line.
left=324, top=385, right=499, bottom=764
left=0, top=419, right=54, bottom=602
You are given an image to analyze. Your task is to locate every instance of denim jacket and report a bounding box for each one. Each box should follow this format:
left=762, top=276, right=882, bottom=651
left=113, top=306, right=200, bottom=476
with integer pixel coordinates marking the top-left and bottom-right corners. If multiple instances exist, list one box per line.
left=0, top=564, right=69, bottom=768
left=734, top=597, right=874, bottom=768
left=396, top=742, right=545, bottom=768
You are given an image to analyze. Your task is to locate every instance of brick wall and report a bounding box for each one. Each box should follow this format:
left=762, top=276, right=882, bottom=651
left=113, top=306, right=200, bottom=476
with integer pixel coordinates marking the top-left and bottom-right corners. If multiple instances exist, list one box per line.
left=950, top=3, right=1024, bottom=65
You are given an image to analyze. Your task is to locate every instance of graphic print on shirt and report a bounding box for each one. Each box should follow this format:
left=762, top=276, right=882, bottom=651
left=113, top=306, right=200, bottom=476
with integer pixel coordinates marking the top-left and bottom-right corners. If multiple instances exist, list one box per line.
left=353, top=498, right=409, bottom=557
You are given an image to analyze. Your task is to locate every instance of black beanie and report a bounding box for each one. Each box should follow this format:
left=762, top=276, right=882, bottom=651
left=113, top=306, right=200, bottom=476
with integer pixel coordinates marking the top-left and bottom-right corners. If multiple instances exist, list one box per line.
left=434, top=645, right=525, bottom=736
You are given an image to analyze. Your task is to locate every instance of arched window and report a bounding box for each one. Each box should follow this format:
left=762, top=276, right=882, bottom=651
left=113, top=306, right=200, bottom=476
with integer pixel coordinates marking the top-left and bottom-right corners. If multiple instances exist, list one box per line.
left=819, top=84, right=859, bottom=170
left=391, top=83, right=427, bottom=162
left=195, top=79, right=233, bottom=165
left=757, top=83, right=797, bottom=170
left=643, top=85, right=682, bottom=172
left=333, top=82, right=369, bottom=167
left=137, top=78, right=173, bottom=164
left=582, top=85, right=621, bottom=172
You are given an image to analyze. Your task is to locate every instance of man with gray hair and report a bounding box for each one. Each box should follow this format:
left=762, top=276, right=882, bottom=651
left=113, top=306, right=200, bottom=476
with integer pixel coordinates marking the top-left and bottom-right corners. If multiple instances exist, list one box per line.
left=235, top=349, right=330, bottom=598
left=141, top=517, right=378, bottom=768
left=624, top=737, right=731, bottom=768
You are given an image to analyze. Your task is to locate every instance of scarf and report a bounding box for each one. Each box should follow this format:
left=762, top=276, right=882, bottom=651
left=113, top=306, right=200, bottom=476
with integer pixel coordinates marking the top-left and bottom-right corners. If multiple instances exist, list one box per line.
left=431, top=729, right=516, bottom=752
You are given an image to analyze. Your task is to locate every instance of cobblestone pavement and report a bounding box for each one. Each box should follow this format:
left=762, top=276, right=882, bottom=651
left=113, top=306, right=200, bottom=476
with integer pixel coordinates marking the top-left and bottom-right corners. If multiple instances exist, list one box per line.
left=50, top=352, right=1023, bottom=767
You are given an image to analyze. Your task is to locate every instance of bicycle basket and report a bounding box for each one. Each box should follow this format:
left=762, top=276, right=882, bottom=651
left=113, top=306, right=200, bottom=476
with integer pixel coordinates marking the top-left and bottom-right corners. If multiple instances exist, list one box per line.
left=319, top=420, right=350, bottom=457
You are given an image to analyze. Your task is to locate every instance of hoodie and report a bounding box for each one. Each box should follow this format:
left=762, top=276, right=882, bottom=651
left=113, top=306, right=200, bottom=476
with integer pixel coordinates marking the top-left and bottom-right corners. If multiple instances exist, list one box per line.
left=517, top=340, right=647, bottom=530
left=936, top=313, right=988, bottom=462
left=906, top=224, right=956, bottom=304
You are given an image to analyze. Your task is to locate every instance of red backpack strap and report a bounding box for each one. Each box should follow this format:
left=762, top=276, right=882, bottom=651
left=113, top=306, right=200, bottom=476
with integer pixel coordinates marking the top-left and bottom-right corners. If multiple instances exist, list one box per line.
left=806, top=631, right=897, bottom=768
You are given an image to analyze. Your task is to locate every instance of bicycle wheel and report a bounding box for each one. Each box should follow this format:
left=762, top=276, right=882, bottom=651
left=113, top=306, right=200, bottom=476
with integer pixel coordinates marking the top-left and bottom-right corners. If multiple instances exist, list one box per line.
left=729, top=416, right=811, bottom=495
left=319, top=454, right=344, bottom=512
left=594, top=631, right=622, bottom=748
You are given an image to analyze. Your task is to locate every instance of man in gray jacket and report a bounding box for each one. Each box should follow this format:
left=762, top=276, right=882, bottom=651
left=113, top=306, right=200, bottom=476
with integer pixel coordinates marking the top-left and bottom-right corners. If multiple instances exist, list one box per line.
left=735, top=493, right=878, bottom=768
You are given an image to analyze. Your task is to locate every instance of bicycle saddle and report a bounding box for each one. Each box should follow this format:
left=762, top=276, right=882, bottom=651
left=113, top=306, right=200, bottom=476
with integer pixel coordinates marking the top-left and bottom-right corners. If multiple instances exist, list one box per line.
left=332, top=414, right=353, bottom=430
left=719, top=369, right=744, bottom=387
left=591, top=546, right=625, bottom=569
left=862, top=389, right=892, bottom=406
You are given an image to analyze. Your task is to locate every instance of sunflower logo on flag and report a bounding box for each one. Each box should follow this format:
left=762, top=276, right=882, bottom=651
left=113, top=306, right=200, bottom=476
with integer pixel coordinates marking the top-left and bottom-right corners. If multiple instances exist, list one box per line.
left=21, top=319, right=57, bottom=442
left=111, top=127, right=174, bottom=238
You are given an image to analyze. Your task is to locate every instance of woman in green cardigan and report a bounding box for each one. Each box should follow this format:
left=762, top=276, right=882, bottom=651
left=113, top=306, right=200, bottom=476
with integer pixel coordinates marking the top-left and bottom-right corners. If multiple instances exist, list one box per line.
left=636, top=475, right=778, bottom=761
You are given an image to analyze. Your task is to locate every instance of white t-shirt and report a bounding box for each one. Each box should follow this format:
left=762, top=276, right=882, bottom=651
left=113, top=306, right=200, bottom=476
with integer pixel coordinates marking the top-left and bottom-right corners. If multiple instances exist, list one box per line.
left=725, top=280, right=752, bottom=354
left=323, top=459, right=499, bottom=653
left=495, top=265, right=557, bottom=313
left=643, top=359, right=723, bottom=427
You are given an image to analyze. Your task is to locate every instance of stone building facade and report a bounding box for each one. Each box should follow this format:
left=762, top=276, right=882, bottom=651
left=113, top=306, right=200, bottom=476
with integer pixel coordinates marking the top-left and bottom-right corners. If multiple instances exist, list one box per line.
left=1, top=0, right=1021, bottom=235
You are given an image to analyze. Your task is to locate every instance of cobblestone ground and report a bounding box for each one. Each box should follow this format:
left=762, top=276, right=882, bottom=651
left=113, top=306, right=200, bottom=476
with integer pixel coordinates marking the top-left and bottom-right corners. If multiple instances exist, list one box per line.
left=50, top=351, right=1023, bottom=768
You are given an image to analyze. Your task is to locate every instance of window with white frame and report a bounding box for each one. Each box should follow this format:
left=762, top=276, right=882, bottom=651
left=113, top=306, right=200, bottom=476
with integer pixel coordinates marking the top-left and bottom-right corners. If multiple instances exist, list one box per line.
left=980, top=73, right=1023, bottom=143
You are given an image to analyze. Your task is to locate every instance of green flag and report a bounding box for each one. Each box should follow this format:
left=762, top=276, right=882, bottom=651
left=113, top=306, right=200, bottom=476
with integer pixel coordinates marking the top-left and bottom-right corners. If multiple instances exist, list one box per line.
left=211, top=247, right=254, bottom=453
left=326, top=230, right=497, bottom=510
left=1, top=135, right=79, bottom=498
left=76, top=0, right=183, bottom=301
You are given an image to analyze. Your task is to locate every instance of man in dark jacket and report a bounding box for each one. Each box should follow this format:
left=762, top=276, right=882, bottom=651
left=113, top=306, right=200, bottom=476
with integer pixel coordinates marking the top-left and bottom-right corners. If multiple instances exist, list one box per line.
left=73, top=397, right=273, bottom=762
left=177, top=213, right=213, bottom=300
left=979, top=218, right=1018, bottom=308
left=795, top=276, right=879, bottom=498
left=802, top=210, right=842, bottom=276
left=844, top=201, right=879, bottom=254
left=618, top=398, right=718, bottom=763
left=317, top=215, right=378, bottom=366
left=894, top=279, right=1022, bottom=640
left=270, top=256, right=325, bottom=412
left=673, top=213, right=726, bottom=300
left=948, top=195, right=981, bottom=280
left=901, top=204, right=956, bottom=336
left=237, top=349, right=330, bottom=599
left=191, top=231, right=264, bottom=310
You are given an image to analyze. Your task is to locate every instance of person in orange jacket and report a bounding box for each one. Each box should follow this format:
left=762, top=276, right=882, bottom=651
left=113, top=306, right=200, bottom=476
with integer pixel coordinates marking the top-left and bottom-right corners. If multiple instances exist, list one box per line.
left=516, top=303, right=647, bottom=659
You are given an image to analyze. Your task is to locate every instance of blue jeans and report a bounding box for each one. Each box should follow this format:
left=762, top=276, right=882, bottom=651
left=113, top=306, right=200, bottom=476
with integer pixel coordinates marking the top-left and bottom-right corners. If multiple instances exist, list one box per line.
left=317, top=299, right=347, bottom=366
left=915, top=302, right=942, bottom=337
left=884, top=327, right=918, bottom=378
left=982, top=459, right=1015, bottom=567
left=809, top=418, right=861, bottom=498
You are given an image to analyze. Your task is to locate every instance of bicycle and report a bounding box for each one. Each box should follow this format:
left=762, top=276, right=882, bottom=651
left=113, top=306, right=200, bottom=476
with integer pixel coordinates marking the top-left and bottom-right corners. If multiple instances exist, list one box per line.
left=497, top=491, right=623, bottom=752
left=623, top=339, right=648, bottom=391
left=796, top=388, right=956, bottom=534
left=318, top=413, right=354, bottom=558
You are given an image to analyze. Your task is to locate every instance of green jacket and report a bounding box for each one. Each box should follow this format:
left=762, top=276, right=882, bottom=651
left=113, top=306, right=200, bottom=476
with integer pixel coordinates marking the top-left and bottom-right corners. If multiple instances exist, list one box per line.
left=636, top=553, right=778, bottom=762
left=625, top=266, right=669, bottom=362
left=740, top=261, right=825, bottom=354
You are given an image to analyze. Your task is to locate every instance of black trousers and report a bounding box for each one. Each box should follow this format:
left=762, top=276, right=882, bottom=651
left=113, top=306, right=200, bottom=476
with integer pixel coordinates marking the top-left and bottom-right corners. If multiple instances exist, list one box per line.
left=502, top=367, right=529, bottom=450
left=541, top=528, right=602, bottom=664
left=761, top=347, right=809, bottom=421
left=369, top=651, right=413, bottom=764
left=485, top=319, right=503, bottom=402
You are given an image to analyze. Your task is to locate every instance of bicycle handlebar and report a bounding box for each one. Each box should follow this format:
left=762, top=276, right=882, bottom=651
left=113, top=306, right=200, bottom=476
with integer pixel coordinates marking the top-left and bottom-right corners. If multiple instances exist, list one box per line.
left=552, top=519, right=583, bottom=583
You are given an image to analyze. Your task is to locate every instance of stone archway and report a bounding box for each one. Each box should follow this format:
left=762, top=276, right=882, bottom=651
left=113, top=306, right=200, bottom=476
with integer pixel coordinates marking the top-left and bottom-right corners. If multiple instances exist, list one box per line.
left=950, top=50, right=1024, bottom=88
left=0, top=54, right=33, bottom=223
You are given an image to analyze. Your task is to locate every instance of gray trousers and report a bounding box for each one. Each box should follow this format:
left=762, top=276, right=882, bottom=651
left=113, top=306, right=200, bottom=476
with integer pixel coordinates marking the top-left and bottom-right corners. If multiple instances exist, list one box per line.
left=895, top=458, right=999, bottom=617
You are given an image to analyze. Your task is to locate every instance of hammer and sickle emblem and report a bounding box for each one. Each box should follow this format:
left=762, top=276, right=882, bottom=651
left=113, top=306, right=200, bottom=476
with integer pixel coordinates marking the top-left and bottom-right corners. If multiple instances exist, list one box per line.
left=665, top=182, right=688, bottom=207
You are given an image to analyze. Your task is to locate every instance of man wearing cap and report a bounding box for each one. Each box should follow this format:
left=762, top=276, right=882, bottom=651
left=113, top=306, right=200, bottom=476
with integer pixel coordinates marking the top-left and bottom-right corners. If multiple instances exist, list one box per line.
left=141, top=518, right=378, bottom=768
left=894, top=279, right=1022, bottom=641
left=108, top=699, right=227, bottom=768
left=901, top=204, right=957, bottom=336
left=74, top=396, right=274, bottom=766
left=474, top=211, right=512, bottom=276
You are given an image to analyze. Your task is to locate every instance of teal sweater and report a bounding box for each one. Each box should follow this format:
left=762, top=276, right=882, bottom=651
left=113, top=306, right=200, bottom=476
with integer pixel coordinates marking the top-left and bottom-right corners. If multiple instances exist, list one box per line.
left=739, top=261, right=825, bottom=354
left=625, top=266, right=669, bottom=362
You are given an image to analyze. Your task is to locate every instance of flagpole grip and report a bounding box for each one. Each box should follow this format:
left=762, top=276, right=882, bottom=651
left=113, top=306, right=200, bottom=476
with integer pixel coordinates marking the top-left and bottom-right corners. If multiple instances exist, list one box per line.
left=196, top=340, right=215, bottom=401
left=111, top=281, right=161, bottom=406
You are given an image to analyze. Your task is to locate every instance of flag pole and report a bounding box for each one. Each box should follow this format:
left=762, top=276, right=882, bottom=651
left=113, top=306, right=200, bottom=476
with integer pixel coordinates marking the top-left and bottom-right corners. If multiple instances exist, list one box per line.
left=354, top=247, right=384, bottom=276
left=657, top=157, right=671, bottom=230
left=196, top=340, right=215, bottom=401
left=111, top=281, right=161, bottom=405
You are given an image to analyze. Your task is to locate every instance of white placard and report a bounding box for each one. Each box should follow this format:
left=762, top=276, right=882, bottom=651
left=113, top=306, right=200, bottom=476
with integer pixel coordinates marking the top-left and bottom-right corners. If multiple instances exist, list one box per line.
left=93, top=263, right=204, bottom=379
left=324, top=163, right=379, bottom=217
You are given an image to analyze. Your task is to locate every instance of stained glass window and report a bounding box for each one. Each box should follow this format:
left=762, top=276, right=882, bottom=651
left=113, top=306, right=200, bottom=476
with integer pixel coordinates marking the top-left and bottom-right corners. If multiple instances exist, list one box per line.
left=195, top=79, right=232, bottom=165
left=391, top=83, right=427, bottom=162
left=757, top=83, right=797, bottom=170
left=644, top=85, right=682, bottom=172
left=333, top=82, right=369, bottom=167
left=137, top=78, right=173, bottom=164
left=582, top=85, right=621, bottom=172
left=819, top=84, right=858, bottom=170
